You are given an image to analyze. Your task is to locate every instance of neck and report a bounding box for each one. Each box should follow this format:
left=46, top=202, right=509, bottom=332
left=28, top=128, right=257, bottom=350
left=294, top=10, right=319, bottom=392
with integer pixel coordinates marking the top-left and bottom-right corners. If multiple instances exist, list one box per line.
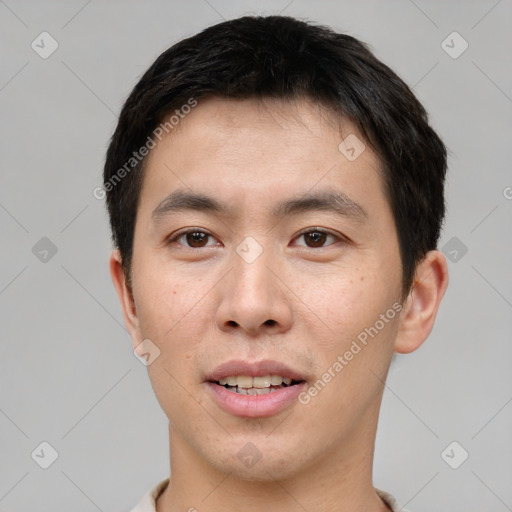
left=157, top=404, right=389, bottom=512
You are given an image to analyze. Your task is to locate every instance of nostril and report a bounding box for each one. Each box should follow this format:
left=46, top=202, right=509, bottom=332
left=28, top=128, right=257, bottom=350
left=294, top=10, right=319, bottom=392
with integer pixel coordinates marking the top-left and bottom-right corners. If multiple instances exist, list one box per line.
left=264, top=319, right=277, bottom=327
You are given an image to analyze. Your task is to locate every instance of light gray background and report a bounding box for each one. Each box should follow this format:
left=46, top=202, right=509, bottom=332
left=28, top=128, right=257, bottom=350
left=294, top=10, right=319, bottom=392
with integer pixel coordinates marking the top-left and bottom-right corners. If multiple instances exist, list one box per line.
left=1, top=1, right=511, bottom=511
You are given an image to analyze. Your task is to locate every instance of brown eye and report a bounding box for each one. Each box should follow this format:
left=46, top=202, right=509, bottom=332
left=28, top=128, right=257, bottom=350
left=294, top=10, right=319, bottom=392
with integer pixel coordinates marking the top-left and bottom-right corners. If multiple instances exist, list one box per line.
left=294, top=229, right=339, bottom=248
left=170, top=229, right=218, bottom=248
left=304, top=231, right=327, bottom=247
left=185, top=232, right=209, bottom=247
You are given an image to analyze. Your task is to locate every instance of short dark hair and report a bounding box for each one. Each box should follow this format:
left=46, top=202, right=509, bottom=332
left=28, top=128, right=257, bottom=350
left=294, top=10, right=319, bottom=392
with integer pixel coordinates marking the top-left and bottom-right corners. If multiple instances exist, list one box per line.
left=103, top=15, right=447, bottom=295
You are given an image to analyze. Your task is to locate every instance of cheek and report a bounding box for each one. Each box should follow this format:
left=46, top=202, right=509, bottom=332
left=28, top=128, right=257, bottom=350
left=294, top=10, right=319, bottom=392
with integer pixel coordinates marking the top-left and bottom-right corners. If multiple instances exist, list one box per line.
left=294, top=266, right=378, bottom=333
left=138, top=277, right=213, bottom=419
left=294, top=263, right=400, bottom=371
left=135, top=258, right=205, bottom=329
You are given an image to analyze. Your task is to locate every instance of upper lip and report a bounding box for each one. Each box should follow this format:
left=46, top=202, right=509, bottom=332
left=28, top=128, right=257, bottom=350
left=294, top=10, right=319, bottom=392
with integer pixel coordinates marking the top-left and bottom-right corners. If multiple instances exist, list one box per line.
left=205, top=359, right=307, bottom=382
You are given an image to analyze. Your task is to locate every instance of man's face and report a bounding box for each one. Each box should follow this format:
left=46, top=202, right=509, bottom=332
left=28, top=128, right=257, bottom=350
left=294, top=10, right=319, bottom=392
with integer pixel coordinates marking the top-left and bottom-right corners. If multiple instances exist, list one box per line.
left=127, top=97, right=405, bottom=480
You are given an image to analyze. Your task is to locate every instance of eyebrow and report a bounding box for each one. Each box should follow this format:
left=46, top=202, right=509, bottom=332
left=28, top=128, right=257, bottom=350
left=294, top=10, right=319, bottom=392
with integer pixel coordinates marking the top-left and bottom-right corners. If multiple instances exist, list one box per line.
left=151, top=189, right=368, bottom=223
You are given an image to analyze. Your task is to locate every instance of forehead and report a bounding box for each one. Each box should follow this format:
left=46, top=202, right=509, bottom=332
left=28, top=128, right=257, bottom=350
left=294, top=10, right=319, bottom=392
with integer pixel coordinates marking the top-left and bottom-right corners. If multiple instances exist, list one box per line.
left=154, top=96, right=369, bottom=157
left=138, top=96, right=386, bottom=218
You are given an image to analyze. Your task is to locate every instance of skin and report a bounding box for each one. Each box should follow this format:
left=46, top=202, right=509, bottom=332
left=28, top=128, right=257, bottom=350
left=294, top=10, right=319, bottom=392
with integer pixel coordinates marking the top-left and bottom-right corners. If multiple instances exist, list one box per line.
left=110, top=97, right=448, bottom=512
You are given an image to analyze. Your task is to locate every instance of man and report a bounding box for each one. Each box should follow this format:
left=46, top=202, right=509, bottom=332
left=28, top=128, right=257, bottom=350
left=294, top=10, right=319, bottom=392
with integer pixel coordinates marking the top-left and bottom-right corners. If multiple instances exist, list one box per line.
left=103, top=15, right=449, bottom=512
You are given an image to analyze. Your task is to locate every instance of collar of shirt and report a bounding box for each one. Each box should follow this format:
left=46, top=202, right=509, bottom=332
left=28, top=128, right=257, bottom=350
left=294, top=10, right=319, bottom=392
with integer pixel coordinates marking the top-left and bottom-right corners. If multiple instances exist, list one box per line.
left=129, top=478, right=409, bottom=512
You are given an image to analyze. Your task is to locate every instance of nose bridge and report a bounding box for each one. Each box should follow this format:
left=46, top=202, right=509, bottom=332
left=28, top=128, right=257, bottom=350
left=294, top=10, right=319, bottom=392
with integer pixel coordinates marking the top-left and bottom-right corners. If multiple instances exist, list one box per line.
left=215, top=237, right=293, bottom=334
left=230, top=238, right=276, bottom=303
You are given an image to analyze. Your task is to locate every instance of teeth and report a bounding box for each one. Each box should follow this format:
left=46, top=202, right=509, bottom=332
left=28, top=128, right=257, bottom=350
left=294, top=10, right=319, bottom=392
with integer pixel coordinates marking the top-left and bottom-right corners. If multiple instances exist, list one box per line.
left=217, top=375, right=293, bottom=388
left=237, top=375, right=253, bottom=388
left=253, top=376, right=272, bottom=388
left=226, top=386, right=274, bottom=395
left=270, top=375, right=282, bottom=385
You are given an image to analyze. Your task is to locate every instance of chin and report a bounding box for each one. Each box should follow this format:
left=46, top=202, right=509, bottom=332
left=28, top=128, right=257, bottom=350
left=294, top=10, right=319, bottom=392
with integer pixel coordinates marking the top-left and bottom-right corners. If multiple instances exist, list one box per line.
left=205, top=439, right=309, bottom=483
left=226, top=459, right=300, bottom=483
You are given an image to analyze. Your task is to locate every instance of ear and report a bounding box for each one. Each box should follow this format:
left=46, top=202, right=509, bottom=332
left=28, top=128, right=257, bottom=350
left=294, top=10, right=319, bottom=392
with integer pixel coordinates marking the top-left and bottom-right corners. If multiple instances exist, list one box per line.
left=394, top=250, right=449, bottom=354
left=109, top=250, right=140, bottom=348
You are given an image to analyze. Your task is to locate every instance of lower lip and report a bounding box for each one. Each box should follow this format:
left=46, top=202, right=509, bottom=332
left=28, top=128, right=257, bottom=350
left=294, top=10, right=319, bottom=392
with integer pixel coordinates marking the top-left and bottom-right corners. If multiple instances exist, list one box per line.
left=205, top=382, right=307, bottom=418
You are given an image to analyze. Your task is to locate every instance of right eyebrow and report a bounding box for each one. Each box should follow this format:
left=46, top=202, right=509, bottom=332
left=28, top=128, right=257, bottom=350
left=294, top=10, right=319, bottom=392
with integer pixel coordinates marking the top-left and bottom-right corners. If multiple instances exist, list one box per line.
left=151, top=190, right=228, bottom=221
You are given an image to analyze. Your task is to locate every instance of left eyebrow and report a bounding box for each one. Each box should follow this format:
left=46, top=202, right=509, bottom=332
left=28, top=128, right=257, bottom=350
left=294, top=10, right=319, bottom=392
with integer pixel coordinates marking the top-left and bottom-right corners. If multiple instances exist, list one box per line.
left=151, top=189, right=368, bottom=223
left=272, top=191, right=368, bottom=222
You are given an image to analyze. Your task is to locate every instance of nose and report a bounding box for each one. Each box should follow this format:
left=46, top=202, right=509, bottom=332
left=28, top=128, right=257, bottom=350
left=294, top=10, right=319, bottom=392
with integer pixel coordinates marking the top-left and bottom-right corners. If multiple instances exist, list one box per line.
left=215, top=247, right=293, bottom=336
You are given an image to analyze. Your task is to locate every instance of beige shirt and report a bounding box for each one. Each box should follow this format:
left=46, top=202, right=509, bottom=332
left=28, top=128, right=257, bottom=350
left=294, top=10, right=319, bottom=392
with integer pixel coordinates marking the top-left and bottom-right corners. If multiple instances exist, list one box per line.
left=129, top=478, right=409, bottom=511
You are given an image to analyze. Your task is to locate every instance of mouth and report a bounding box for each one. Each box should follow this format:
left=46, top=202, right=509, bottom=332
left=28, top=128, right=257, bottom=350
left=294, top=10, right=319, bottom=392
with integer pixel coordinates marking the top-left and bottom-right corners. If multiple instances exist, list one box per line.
left=211, top=375, right=306, bottom=395
left=204, top=359, right=309, bottom=418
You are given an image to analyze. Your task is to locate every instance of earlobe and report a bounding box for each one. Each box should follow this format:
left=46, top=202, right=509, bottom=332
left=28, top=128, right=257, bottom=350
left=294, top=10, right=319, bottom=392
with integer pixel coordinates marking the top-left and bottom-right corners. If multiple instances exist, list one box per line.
left=109, top=250, right=140, bottom=343
left=394, top=250, right=449, bottom=354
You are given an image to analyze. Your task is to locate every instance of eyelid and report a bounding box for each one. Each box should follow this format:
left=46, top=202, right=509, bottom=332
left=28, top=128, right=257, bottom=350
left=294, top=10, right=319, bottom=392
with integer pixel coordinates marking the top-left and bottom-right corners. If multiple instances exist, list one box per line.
left=294, top=227, right=341, bottom=237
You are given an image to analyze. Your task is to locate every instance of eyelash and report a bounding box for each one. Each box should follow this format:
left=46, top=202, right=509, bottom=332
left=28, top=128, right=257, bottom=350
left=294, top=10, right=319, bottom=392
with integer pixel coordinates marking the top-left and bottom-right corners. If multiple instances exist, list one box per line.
left=166, top=227, right=345, bottom=249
